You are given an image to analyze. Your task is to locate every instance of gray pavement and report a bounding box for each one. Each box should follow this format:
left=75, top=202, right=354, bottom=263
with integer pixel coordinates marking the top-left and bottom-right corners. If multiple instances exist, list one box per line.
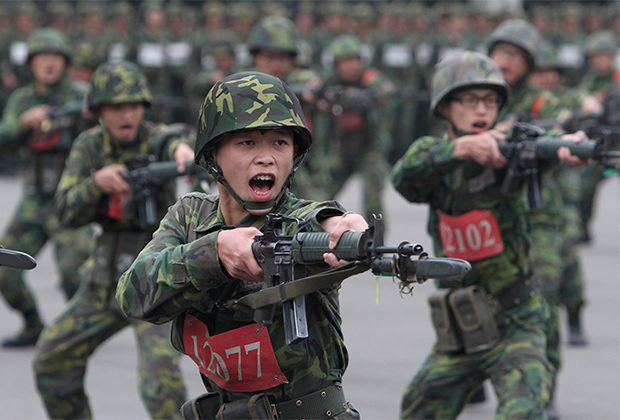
left=0, top=173, right=618, bottom=420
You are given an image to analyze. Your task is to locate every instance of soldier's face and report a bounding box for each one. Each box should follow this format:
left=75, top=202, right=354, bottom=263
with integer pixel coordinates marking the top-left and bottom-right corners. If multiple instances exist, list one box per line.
left=212, top=129, right=295, bottom=215
left=99, top=103, right=145, bottom=142
left=489, top=43, right=529, bottom=85
left=440, top=88, right=499, bottom=136
left=588, top=53, right=614, bottom=76
left=30, top=53, right=66, bottom=85
left=254, top=51, right=294, bottom=80
left=527, top=69, right=562, bottom=92
left=336, top=57, right=362, bottom=82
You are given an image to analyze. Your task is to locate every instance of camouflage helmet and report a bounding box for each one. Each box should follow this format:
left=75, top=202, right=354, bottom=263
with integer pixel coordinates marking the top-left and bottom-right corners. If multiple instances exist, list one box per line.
left=584, top=30, right=617, bottom=57
left=195, top=71, right=311, bottom=210
left=87, top=61, right=152, bottom=110
left=249, top=15, right=298, bottom=56
left=486, top=19, right=541, bottom=69
left=329, top=34, right=363, bottom=62
left=535, top=40, right=562, bottom=71
left=27, top=28, right=72, bottom=63
left=430, top=51, right=510, bottom=118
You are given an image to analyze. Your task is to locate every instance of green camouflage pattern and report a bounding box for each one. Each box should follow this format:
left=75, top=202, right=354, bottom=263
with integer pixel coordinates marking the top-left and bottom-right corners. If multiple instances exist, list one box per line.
left=88, top=60, right=152, bottom=110
left=34, top=275, right=186, bottom=419
left=430, top=51, right=509, bottom=118
left=27, top=27, right=72, bottom=63
left=535, top=41, right=561, bottom=71
left=195, top=71, right=311, bottom=164
left=486, top=19, right=541, bottom=66
left=34, top=120, right=193, bottom=419
left=400, top=295, right=551, bottom=419
left=249, top=15, right=298, bottom=56
left=116, top=192, right=352, bottom=404
left=0, top=74, right=92, bottom=330
left=390, top=131, right=553, bottom=419
left=329, top=34, right=363, bottom=62
left=584, top=30, right=617, bottom=56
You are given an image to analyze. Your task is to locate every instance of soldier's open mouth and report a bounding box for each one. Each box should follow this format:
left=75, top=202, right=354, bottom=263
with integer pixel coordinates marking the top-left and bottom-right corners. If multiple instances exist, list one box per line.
left=250, top=175, right=274, bottom=196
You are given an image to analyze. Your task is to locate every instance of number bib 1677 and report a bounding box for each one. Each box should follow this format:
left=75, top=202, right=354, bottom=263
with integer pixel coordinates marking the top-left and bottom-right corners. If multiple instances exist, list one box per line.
left=437, top=209, right=504, bottom=261
left=182, top=313, right=289, bottom=392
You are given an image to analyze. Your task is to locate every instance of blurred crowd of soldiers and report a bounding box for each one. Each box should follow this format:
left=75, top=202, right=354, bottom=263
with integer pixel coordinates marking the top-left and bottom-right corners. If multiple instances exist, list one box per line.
left=1, top=0, right=619, bottom=122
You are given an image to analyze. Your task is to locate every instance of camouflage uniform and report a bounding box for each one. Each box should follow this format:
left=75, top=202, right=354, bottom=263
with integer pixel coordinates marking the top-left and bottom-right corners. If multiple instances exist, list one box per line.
left=311, top=34, right=395, bottom=221
left=391, top=52, right=552, bottom=419
left=0, top=28, right=94, bottom=347
left=116, top=72, right=360, bottom=419
left=33, top=61, right=188, bottom=419
left=489, top=21, right=579, bottom=417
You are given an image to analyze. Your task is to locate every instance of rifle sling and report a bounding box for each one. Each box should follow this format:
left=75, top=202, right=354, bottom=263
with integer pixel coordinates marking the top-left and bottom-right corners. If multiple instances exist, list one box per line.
left=227, top=262, right=370, bottom=311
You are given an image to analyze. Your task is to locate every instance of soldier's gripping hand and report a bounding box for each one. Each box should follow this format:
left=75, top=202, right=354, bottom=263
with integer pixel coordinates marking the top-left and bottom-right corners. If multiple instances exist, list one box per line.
left=19, top=105, right=50, bottom=131
left=558, top=130, right=591, bottom=167
left=217, top=227, right=264, bottom=283
left=321, top=212, right=368, bottom=267
left=93, top=164, right=130, bottom=195
left=452, top=129, right=508, bottom=168
left=173, top=142, right=195, bottom=173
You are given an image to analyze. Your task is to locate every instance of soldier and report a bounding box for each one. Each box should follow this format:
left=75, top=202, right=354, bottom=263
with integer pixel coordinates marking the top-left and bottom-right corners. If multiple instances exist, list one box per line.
left=104, top=1, right=137, bottom=63
left=310, top=34, right=395, bottom=221
left=391, top=50, right=588, bottom=420
left=1, top=1, right=38, bottom=91
left=0, top=28, right=94, bottom=347
left=487, top=19, right=587, bottom=419
left=33, top=60, right=192, bottom=419
left=116, top=70, right=367, bottom=420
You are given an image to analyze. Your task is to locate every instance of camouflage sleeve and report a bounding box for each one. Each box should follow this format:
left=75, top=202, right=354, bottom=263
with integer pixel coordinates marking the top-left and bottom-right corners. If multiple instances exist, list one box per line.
left=0, top=90, right=27, bottom=146
left=389, top=135, right=461, bottom=203
left=116, top=194, right=231, bottom=324
left=54, top=129, right=105, bottom=227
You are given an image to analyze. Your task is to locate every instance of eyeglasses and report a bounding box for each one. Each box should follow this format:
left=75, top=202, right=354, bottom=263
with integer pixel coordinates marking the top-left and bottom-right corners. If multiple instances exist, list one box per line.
left=451, top=93, right=500, bottom=109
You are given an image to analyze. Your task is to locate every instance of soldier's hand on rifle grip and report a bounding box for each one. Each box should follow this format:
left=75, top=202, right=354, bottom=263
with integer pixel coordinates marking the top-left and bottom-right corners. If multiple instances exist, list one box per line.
left=321, top=212, right=368, bottom=267
left=453, top=129, right=507, bottom=168
left=19, top=105, right=50, bottom=131
left=217, top=227, right=264, bottom=283
left=558, top=130, right=591, bottom=167
left=174, top=142, right=195, bottom=173
left=94, top=164, right=130, bottom=195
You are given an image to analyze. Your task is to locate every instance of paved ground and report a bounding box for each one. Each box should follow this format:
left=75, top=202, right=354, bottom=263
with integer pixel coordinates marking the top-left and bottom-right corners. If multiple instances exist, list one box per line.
left=0, top=173, right=618, bottom=420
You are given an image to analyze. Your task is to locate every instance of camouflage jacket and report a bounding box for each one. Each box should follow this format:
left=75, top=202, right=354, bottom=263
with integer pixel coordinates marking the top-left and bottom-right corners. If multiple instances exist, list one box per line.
left=54, top=121, right=190, bottom=233
left=0, top=75, right=90, bottom=196
left=116, top=193, right=350, bottom=403
left=389, top=132, right=532, bottom=296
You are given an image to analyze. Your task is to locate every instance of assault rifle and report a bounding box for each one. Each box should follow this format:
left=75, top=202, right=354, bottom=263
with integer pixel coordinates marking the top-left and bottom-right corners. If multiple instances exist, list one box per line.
left=0, top=248, right=36, bottom=270
left=494, top=122, right=619, bottom=209
left=250, top=214, right=471, bottom=344
left=121, top=157, right=208, bottom=229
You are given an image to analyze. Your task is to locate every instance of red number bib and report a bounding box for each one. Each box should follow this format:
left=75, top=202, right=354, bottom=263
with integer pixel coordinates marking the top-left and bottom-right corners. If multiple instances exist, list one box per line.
left=437, top=209, right=504, bottom=261
left=182, top=313, right=288, bottom=392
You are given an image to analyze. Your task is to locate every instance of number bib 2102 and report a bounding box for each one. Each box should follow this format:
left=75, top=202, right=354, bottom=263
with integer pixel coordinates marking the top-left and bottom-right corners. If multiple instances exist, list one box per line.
left=182, top=313, right=288, bottom=392
left=437, top=209, right=504, bottom=261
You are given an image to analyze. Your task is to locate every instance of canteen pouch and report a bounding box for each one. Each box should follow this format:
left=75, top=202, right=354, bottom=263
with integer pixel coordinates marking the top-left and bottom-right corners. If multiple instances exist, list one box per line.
left=449, top=286, right=500, bottom=354
left=180, top=393, right=221, bottom=420
left=428, top=289, right=463, bottom=353
left=216, top=393, right=275, bottom=420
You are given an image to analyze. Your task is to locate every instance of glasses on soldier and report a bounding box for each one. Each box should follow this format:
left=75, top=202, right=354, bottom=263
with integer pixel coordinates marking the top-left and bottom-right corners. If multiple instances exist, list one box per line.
left=451, top=93, right=500, bottom=109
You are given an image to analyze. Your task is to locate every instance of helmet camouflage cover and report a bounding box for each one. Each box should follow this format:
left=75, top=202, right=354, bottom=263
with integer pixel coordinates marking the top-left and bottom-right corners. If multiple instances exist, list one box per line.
left=329, top=34, right=363, bottom=62
left=88, top=60, right=152, bottom=110
left=195, top=71, right=311, bottom=165
left=196, top=71, right=312, bottom=211
left=431, top=51, right=510, bottom=118
left=486, top=19, right=541, bottom=68
left=27, top=27, right=72, bottom=63
left=584, top=30, right=617, bottom=57
left=249, top=15, right=298, bottom=56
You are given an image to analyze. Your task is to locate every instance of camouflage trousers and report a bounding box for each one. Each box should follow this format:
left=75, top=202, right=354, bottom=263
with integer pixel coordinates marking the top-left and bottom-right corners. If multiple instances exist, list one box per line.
left=578, top=162, right=606, bottom=236
left=558, top=206, right=585, bottom=311
left=0, top=193, right=93, bottom=314
left=33, top=276, right=187, bottom=419
left=400, top=294, right=552, bottom=420
left=529, top=226, right=563, bottom=379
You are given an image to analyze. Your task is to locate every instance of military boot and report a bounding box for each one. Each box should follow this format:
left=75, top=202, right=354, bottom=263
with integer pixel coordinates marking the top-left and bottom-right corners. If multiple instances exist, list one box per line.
left=568, top=307, right=588, bottom=346
left=2, top=311, right=44, bottom=348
